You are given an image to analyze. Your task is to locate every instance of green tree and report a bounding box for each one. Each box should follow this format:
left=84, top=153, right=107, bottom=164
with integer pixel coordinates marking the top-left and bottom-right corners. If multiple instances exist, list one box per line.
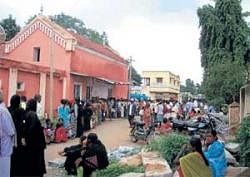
left=180, top=79, right=201, bottom=94
left=0, top=15, right=20, bottom=41
left=129, top=66, right=142, bottom=85
left=198, top=0, right=250, bottom=108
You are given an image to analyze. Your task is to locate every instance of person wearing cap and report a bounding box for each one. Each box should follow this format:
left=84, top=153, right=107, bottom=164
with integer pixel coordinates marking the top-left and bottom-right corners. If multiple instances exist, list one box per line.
left=58, top=136, right=87, bottom=175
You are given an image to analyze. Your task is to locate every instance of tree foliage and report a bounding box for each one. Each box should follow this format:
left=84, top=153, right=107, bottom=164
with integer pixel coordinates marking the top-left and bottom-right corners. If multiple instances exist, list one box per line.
left=198, top=0, right=250, bottom=107
left=26, top=13, right=109, bottom=45
left=130, top=66, right=142, bottom=85
left=0, top=15, right=20, bottom=41
left=180, top=78, right=202, bottom=95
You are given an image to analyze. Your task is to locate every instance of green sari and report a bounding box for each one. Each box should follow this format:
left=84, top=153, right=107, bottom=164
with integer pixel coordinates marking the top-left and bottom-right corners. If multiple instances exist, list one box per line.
left=180, top=152, right=212, bottom=177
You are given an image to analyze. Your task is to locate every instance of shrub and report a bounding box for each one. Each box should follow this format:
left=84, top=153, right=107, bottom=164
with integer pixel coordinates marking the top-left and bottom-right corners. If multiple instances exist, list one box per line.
left=95, top=161, right=144, bottom=177
left=147, top=133, right=189, bottom=168
left=236, top=117, right=250, bottom=167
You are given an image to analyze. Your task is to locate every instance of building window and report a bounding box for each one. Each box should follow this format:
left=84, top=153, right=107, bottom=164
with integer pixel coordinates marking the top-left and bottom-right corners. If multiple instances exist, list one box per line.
left=108, top=88, right=112, bottom=98
left=144, top=78, right=150, bottom=86
left=17, top=82, right=25, bottom=91
left=86, top=86, right=92, bottom=100
left=74, top=83, right=82, bottom=99
left=156, top=77, right=163, bottom=84
left=33, top=47, right=40, bottom=62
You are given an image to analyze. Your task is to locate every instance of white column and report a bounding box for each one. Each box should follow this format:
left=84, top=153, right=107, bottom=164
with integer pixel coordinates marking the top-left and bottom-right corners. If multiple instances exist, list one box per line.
left=8, top=68, right=18, bottom=105
left=39, top=73, right=46, bottom=117
left=63, top=77, right=67, bottom=99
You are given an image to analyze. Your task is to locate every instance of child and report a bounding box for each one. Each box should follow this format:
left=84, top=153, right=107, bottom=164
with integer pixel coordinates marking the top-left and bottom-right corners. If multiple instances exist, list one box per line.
left=54, top=119, right=68, bottom=143
left=44, top=119, right=55, bottom=144
left=159, top=118, right=172, bottom=134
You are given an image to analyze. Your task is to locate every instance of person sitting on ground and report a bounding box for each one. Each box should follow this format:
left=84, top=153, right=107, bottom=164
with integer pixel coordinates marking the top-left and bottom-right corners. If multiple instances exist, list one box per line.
left=174, top=137, right=212, bottom=177
left=204, top=130, right=227, bottom=177
left=189, top=108, right=196, bottom=119
left=58, top=135, right=87, bottom=175
left=158, top=118, right=172, bottom=134
left=75, top=133, right=109, bottom=177
left=44, top=119, right=55, bottom=144
left=54, top=118, right=68, bottom=143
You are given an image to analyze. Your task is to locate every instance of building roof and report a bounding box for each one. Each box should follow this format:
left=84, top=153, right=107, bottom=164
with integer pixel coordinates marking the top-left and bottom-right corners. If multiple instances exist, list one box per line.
left=70, top=32, right=128, bottom=65
left=142, top=70, right=180, bottom=78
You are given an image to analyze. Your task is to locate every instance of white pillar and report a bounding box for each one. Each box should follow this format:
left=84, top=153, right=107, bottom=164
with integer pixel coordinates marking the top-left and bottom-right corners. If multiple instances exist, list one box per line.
left=8, top=68, right=17, bottom=105
left=39, top=73, right=46, bottom=117
left=63, top=77, right=67, bottom=99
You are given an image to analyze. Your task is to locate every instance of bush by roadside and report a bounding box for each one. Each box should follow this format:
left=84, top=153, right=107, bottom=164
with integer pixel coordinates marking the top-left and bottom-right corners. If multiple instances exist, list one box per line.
left=146, top=133, right=189, bottom=168
left=236, top=117, right=250, bottom=167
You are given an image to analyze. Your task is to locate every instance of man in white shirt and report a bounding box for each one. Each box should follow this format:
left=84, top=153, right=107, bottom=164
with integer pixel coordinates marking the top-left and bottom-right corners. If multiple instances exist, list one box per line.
left=128, top=99, right=136, bottom=127
left=34, top=94, right=43, bottom=119
left=0, top=91, right=16, bottom=177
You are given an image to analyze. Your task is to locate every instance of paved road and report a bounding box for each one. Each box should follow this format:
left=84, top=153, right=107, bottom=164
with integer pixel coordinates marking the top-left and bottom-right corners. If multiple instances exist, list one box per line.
left=45, top=118, right=135, bottom=163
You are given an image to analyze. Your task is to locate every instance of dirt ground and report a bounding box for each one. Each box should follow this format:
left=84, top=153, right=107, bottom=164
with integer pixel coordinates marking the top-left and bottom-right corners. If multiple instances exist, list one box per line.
left=45, top=118, right=136, bottom=163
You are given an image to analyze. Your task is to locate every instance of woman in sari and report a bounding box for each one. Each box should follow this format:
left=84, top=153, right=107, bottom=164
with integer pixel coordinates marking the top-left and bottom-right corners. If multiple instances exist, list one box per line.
left=175, top=137, right=212, bottom=177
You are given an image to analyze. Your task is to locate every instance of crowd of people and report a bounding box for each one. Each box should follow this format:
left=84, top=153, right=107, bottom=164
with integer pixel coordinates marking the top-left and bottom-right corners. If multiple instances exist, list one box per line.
left=0, top=91, right=111, bottom=177
left=0, top=89, right=228, bottom=177
left=0, top=92, right=46, bottom=177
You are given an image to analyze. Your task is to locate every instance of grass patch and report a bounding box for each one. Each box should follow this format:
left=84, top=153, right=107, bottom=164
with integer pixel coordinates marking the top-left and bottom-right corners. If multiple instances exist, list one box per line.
left=147, top=133, right=189, bottom=168
left=96, top=161, right=144, bottom=177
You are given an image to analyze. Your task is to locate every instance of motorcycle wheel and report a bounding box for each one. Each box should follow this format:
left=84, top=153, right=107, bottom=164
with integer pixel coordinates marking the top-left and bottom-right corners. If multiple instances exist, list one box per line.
left=131, top=136, right=138, bottom=143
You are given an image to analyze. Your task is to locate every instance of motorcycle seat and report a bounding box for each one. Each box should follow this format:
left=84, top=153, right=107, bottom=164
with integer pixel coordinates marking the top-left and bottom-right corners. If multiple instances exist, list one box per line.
left=134, top=121, right=145, bottom=126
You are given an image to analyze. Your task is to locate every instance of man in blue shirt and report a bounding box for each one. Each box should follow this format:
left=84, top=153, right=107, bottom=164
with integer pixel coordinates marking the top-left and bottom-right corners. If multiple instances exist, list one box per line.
left=204, top=130, right=227, bottom=177
left=0, top=91, right=16, bottom=177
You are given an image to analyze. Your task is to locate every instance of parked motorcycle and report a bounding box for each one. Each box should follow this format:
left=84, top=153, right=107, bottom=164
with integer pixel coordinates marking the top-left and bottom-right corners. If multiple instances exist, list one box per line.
left=171, top=114, right=218, bottom=136
left=129, top=121, right=156, bottom=143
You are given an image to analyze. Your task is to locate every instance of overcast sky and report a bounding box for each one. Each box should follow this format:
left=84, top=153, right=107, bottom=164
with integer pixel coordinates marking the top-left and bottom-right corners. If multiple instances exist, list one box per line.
left=1, top=0, right=250, bottom=83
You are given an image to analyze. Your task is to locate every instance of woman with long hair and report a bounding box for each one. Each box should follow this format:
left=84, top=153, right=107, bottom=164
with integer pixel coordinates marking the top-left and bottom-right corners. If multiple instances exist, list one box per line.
left=175, top=137, right=212, bottom=177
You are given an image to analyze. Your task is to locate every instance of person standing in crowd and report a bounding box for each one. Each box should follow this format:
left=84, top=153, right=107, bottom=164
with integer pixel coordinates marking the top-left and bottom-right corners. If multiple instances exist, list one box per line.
left=23, top=99, right=46, bottom=177
left=20, top=95, right=27, bottom=110
left=83, top=103, right=93, bottom=131
left=143, top=102, right=152, bottom=128
left=34, top=94, right=43, bottom=119
left=58, top=99, right=71, bottom=128
left=8, top=95, right=26, bottom=177
left=156, top=101, right=164, bottom=125
left=0, top=91, right=16, bottom=177
left=75, top=98, right=84, bottom=138
left=205, top=130, right=227, bottom=177
left=128, top=99, right=136, bottom=127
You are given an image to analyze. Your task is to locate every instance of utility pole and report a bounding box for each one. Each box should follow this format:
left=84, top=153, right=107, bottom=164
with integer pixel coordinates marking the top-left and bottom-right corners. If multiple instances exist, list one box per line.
left=49, top=30, right=54, bottom=119
left=128, top=56, right=135, bottom=99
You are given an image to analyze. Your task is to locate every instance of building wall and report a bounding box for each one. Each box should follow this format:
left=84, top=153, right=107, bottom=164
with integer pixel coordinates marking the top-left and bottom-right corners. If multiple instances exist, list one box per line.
left=0, top=68, right=9, bottom=103
left=45, top=76, right=63, bottom=117
left=6, top=29, right=72, bottom=72
left=70, top=74, right=87, bottom=100
left=112, top=85, right=128, bottom=99
left=16, top=70, right=40, bottom=99
left=142, top=71, right=180, bottom=100
left=71, top=48, right=128, bottom=83
left=71, top=47, right=128, bottom=99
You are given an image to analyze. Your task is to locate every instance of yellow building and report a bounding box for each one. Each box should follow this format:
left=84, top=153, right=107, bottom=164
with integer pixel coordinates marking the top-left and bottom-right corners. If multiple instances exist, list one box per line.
left=142, top=71, right=180, bottom=100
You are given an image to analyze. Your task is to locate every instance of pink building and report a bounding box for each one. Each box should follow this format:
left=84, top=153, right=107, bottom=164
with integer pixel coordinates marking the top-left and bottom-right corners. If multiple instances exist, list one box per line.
left=0, top=15, right=129, bottom=117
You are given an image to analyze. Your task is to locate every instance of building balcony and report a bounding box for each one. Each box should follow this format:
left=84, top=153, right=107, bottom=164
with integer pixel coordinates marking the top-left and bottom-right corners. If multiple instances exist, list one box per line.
left=143, top=83, right=180, bottom=94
